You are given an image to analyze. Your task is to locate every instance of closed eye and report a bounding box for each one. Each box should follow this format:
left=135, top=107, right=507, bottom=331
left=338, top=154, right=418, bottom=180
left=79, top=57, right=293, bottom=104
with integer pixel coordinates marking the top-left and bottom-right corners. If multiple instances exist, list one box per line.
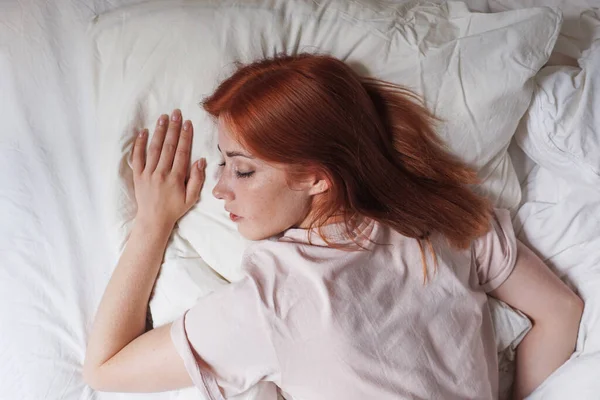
left=236, top=171, right=255, bottom=178
left=218, top=161, right=255, bottom=179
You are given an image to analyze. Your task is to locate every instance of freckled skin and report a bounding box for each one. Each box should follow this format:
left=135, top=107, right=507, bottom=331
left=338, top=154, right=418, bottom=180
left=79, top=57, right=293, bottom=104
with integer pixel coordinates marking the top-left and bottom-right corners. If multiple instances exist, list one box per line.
left=212, top=117, right=328, bottom=240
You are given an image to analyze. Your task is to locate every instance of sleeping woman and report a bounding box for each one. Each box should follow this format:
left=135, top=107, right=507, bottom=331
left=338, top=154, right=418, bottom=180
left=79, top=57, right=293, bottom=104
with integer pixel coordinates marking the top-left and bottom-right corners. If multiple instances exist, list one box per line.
left=83, top=53, right=584, bottom=400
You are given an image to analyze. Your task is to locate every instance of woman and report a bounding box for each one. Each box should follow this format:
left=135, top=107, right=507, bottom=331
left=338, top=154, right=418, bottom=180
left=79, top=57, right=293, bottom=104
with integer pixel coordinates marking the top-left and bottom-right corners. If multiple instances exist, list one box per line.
left=83, top=53, right=583, bottom=400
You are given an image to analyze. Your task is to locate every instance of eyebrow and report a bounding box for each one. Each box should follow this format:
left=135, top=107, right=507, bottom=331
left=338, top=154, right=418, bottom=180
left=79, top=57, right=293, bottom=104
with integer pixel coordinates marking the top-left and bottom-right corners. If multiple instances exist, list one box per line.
left=217, top=145, right=254, bottom=159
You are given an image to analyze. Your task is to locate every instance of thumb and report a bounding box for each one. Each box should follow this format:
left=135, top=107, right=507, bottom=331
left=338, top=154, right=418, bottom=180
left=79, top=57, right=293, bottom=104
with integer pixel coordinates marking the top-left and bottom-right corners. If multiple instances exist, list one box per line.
left=186, top=158, right=206, bottom=207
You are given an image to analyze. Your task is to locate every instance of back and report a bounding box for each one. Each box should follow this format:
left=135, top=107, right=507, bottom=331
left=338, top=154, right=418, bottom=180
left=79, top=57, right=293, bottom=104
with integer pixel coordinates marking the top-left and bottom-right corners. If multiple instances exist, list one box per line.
left=171, top=208, right=518, bottom=400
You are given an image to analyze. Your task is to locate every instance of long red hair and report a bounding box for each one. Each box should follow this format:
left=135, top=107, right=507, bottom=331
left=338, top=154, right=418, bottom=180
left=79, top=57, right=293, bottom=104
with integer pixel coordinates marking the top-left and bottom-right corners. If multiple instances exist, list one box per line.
left=202, top=53, right=492, bottom=282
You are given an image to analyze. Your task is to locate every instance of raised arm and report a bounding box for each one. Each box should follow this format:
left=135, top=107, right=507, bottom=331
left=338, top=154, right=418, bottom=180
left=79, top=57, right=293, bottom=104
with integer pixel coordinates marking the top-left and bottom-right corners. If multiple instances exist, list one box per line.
left=83, top=109, right=206, bottom=391
left=489, top=239, right=584, bottom=400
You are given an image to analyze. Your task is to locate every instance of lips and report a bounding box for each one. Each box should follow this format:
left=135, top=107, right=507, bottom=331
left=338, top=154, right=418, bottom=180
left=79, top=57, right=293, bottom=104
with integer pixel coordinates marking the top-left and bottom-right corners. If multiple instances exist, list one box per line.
left=229, top=212, right=241, bottom=222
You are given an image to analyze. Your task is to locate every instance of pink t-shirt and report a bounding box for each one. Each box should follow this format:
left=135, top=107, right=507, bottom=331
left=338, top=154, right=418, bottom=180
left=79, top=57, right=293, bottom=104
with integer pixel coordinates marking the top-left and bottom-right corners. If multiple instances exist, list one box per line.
left=171, top=208, right=518, bottom=400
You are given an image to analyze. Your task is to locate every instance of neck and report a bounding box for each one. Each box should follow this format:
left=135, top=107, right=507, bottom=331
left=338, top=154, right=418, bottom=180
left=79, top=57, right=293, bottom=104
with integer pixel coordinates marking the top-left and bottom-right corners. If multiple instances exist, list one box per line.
left=296, top=211, right=348, bottom=229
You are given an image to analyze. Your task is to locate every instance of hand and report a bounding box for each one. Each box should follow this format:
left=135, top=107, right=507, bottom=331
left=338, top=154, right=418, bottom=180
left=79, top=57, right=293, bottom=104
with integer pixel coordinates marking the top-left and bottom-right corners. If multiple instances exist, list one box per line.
left=130, top=109, right=206, bottom=230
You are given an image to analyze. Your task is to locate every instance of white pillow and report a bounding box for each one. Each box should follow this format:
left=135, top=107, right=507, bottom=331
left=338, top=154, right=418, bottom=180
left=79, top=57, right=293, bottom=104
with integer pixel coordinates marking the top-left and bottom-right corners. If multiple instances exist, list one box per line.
left=92, top=0, right=559, bottom=288
left=490, top=0, right=600, bottom=66
left=506, top=5, right=600, bottom=189
left=490, top=2, right=600, bottom=189
left=514, top=53, right=600, bottom=189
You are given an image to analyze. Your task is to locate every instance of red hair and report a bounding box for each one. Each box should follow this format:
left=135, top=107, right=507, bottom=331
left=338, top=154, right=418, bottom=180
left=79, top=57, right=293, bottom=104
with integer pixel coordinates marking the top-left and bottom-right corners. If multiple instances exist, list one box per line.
left=203, top=53, right=492, bottom=282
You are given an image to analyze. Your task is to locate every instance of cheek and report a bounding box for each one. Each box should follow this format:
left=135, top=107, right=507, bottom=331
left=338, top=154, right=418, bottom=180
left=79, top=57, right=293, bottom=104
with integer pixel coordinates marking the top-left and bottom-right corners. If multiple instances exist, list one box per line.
left=237, top=176, right=310, bottom=238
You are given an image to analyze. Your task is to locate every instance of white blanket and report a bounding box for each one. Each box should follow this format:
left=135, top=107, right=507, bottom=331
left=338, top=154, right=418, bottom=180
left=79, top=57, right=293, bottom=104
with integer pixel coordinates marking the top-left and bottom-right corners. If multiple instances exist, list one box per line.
left=511, top=162, right=600, bottom=399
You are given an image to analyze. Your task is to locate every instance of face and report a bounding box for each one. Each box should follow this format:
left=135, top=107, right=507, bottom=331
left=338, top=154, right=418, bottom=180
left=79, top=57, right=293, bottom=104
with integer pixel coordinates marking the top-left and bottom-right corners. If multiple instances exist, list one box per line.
left=212, top=117, right=327, bottom=240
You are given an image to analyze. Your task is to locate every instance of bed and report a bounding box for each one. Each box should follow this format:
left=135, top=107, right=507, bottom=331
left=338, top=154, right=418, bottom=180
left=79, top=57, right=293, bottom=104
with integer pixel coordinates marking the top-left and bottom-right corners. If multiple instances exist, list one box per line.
left=1, top=1, right=598, bottom=400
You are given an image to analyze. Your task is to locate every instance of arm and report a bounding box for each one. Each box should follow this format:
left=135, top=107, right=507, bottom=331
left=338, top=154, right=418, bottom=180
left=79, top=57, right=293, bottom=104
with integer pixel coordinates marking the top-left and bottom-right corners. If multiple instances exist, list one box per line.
left=83, top=109, right=206, bottom=391
left=83, top=219, right=192, bottom=391
left=489, top=239, right=584, bottom=400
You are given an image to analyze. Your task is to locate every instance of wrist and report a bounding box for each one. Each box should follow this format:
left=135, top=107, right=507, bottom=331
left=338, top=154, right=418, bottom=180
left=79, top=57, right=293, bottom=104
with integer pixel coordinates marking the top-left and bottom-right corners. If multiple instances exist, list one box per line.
left=133, top=215, right=175, bottom=237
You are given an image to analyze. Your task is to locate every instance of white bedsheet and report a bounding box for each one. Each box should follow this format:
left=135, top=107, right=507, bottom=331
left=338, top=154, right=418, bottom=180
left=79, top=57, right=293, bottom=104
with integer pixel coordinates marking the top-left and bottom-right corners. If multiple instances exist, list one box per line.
left=1, top=1, right=598, bottom=400
left=0, top=1, right=169, bottom=400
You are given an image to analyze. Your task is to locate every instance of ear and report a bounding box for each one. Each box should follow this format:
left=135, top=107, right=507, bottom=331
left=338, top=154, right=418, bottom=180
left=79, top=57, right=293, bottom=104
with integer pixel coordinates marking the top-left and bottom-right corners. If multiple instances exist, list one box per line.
left=307, top=175, right=330, bottom=196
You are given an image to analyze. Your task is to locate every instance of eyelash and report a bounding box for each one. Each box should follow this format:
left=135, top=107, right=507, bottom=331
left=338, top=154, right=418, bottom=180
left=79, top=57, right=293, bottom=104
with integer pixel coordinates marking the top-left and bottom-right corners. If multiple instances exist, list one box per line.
left=218, top=161, right=255, bottom=179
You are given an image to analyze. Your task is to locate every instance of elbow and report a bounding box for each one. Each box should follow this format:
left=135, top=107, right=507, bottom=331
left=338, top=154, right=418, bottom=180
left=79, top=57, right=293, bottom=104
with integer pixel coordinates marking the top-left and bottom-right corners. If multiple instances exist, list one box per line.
left=564, top=291, right=584, bottom=324
left=565, top=293, right=584, bottom=347
left=82, top=366, right=97, bottom=390
left=82, top=351, right=97, bottom=388
left=82, top=365, right=100, bottom=391
left=82, top=362, right=107, bottom=391
left=531, top=291, right=584, bottom=336
left=546, top=292, right=584, bottom=332
left=571, top=293, right=585, bottom=325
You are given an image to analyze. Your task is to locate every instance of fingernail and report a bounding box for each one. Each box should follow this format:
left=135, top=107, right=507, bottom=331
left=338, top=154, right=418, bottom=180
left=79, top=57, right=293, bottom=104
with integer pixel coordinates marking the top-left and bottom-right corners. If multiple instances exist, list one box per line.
left=171, top=109, right=181, bottom=121
left=138, top=129, right=146, bottom=138
left=183, top=120, right=190, bottom=131
left=158, top=115, right=167, bottom=126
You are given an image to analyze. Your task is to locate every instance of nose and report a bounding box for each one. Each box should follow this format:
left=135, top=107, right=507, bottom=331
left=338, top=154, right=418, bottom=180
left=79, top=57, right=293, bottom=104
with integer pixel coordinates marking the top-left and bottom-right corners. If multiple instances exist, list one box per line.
left=212, top=174, right=233, bottom=201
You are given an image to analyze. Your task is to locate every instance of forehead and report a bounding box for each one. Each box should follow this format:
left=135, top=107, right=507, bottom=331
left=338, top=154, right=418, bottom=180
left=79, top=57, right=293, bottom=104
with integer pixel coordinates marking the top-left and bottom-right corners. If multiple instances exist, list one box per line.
left=216, top=116, right=291, bottom=175
left=217, top=116, right=245, bottom=150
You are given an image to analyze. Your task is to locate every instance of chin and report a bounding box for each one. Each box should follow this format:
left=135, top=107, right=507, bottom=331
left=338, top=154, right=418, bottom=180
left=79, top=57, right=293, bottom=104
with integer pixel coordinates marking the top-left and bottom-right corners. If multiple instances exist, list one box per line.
left=238, top=224, right=281, bottom=241
left=239, top=230, right=269, bottom=241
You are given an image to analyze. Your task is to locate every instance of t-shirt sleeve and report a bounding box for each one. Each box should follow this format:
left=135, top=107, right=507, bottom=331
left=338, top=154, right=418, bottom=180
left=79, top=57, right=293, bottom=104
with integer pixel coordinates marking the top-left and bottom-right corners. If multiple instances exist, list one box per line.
left=170, top=274, right=279, bottom=399
left=471, top=208, right=519, bottom=293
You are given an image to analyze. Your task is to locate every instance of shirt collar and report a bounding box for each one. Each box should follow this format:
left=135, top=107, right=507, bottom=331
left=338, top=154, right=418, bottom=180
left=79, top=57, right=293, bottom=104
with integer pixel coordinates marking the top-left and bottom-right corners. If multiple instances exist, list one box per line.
left=278, top=215, right=377, bottom=248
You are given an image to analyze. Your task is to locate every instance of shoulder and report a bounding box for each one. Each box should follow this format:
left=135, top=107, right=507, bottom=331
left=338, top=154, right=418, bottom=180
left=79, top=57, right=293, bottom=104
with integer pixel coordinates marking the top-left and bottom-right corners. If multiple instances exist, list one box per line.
left=242, top=237, right=296, bottom=272
left=470, top=208, right=518, bottom=283
left=471, top=208, right=516, bottom=253
left=236, top=239, right=300, bottom=310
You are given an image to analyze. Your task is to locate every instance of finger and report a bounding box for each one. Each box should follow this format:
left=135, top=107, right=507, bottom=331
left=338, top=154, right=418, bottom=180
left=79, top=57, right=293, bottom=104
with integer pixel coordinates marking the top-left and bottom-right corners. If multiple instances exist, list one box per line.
left=173, top=119, right=194, bottom=178
left=186, top=158, right=206, bottom=207
left=132, top=129, right=148, bottom=175
left=145, top=113, right=170, bottom=172
left=129, top=135, right=135, bottom=163
left=156, top=109, right=183, bottom=173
